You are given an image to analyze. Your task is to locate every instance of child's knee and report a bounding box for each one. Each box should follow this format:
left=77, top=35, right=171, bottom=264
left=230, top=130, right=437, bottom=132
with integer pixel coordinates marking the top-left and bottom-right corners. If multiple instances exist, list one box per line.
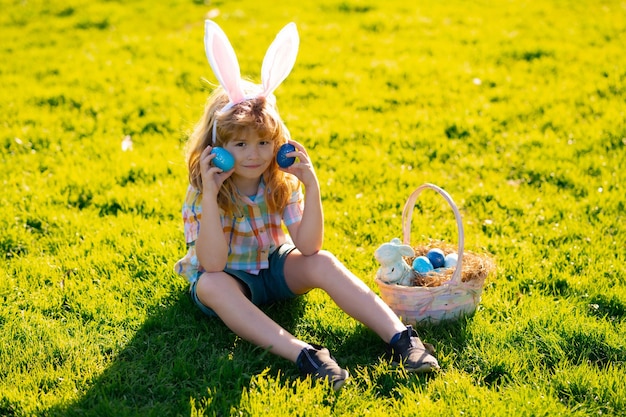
left=195, top=271, right=232, bottom=304
left=303, top=250, right=345, bottom=283
left=317, top=250, right=344, bottom=271
left=310, top=249, right=337, bottom=264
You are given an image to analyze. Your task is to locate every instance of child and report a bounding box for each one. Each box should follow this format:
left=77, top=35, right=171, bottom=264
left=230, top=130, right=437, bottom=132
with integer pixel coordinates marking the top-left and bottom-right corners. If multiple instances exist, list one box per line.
left=174, top=21, right=439, bottom=390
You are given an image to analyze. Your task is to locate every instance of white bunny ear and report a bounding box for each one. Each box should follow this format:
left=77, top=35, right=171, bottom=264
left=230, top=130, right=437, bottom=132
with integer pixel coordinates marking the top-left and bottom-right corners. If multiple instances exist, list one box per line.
left=204, top=20, right=246, bottom=105
left=400, top=245, right=416, bottom=257
left=260, top=22, right=299, bottom=98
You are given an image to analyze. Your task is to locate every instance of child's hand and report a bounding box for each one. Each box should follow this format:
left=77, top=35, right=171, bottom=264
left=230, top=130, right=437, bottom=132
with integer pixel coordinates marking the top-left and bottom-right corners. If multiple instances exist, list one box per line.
left=279, top=140, right=318, bottom=188
left=200, top=146, right=234, bottom=197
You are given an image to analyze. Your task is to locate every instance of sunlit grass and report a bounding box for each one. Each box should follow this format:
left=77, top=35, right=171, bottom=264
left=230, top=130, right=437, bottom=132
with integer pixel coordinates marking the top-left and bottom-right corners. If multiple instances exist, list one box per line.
left=1, top=0, right=625, bottom=415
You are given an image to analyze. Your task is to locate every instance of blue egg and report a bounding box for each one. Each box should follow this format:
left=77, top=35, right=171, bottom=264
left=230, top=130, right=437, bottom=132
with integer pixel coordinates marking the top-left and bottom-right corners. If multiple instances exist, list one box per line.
left=412, top=256, right=434, bottom=274
left=210, top=147, right=235, bottom=171
left=276, top=143, right=296, bottom=168
left=426, top=248, right=446, bottom=269
left=444, top=252, right=458, bottom=268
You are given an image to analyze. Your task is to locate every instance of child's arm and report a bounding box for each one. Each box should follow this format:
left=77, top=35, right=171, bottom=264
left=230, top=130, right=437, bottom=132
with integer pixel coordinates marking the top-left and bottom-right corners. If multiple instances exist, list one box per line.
left=282, top=140, right=324, bottom=255
left=195, top=146, right=233, bottom=271
left=196, top=195, right=230, bottom=271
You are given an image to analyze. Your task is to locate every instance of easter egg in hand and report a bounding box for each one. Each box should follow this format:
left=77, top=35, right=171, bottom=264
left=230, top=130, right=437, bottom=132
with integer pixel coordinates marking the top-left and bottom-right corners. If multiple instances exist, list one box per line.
left=210, top=147, right=235, bottom=171
left=276, top=143, right=296, bottom=168
left=412, top=256, right=434, bottom=274
left=444, top=252, right=458, bottom=268
left=426, top=248, right=446, bottom=269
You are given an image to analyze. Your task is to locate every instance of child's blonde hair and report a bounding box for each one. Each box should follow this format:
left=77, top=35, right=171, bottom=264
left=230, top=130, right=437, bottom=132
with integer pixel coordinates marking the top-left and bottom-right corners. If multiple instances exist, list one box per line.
left=186, top=81, right=299, bottom=215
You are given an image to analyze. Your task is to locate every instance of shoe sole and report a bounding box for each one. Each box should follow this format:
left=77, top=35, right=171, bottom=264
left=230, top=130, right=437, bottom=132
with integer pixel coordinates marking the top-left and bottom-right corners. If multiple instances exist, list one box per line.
left=332, top=370, right=350, bottom=391
left=392, top=361, right=439, bottom=373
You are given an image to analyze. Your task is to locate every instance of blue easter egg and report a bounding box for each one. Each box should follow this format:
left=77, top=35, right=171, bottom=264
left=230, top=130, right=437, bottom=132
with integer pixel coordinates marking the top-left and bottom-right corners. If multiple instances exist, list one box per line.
left=412, top=256, right=434, bottom=274
left=444, top=252, right=458, bottom=268
left=276, top=143, right=296, bottom=168
left=210, top=147, right=235, bottom=171
left=426, top=248, right=446, bottom=269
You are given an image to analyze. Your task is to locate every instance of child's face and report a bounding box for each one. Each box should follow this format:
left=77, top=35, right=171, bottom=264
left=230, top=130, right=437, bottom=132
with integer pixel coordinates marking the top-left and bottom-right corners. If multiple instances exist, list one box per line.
left=223, top=130, right=275, bottom=181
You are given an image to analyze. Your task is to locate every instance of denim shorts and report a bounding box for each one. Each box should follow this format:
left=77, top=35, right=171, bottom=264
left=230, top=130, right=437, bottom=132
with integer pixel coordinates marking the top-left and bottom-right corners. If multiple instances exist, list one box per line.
left=190, top=243, right=298, bottom=318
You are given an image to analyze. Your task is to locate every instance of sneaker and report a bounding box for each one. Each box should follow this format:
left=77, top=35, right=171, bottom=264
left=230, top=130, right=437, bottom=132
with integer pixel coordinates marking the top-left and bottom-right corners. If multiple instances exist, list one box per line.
left=387, top=325, right=440, bottom=373
left=296, top=344, right=350, bottom=390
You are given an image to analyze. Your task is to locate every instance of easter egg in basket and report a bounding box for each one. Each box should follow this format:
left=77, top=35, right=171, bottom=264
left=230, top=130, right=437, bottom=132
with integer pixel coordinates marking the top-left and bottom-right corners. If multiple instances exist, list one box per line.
left=426, top=248, right=445, bottom=269
left=412, top=256, right=434, bottom=274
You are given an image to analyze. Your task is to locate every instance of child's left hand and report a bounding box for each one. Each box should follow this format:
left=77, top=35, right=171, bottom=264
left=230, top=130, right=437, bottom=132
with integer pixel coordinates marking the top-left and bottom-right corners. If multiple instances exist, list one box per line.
left=279, top=140, right=318, bottom=188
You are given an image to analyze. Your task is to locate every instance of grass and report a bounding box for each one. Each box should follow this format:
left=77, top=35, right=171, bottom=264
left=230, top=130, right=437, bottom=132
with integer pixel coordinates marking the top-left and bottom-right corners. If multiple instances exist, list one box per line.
left=1, top=0, right=625, bottom=415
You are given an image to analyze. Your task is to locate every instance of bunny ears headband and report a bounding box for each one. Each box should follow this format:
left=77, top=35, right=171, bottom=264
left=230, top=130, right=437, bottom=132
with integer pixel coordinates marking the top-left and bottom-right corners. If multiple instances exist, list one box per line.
left=204, top=20, right=300, bottom=144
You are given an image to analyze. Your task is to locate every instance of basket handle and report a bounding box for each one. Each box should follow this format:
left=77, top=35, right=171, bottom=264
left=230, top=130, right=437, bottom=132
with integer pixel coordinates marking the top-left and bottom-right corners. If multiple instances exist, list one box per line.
left=401, top=183, right=465, bottom=285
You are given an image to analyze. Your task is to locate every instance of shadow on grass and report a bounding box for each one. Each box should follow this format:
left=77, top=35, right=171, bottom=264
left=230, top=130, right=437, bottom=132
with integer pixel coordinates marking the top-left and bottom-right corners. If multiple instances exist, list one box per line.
left=46, top=288, right=477, bottom=416
left=47, top=290, right=308, bottom=417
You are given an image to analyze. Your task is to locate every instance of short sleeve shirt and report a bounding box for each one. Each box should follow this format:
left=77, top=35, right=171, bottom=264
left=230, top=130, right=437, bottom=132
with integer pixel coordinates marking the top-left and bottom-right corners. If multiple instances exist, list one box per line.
left=174, top=180, right=304, bottom=282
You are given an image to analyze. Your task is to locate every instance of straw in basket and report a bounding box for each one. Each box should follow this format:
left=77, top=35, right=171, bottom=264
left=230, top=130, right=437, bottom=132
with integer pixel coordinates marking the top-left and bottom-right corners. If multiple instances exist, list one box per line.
left=375, top=183, right=494, bottom=325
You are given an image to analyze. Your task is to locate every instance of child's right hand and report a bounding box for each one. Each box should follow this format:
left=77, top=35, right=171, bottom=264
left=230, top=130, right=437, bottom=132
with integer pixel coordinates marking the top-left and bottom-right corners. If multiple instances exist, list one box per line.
left=199, top=146, right=234, bottom=197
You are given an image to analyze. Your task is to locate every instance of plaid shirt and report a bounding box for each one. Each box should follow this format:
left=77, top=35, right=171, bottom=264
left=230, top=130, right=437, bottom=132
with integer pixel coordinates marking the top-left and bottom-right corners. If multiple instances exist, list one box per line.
left=174, top=179, right=304, bottom=281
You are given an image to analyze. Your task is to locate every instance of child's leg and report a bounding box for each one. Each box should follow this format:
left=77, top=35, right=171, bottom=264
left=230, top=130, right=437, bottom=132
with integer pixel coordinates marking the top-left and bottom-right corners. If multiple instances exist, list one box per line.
left=194, top=271, right=309, bottom=362
left=283, top=250, right=407, bottom=343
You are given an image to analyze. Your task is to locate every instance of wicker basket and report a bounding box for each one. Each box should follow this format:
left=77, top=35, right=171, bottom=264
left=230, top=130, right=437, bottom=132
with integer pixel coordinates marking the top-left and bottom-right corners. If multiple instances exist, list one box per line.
left=375, top=183, right=493, bottom=325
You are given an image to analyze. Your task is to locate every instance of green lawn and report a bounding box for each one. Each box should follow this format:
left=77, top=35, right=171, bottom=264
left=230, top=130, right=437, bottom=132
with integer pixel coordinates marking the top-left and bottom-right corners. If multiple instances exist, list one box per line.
left=1, top=0, right=625, bottom=415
